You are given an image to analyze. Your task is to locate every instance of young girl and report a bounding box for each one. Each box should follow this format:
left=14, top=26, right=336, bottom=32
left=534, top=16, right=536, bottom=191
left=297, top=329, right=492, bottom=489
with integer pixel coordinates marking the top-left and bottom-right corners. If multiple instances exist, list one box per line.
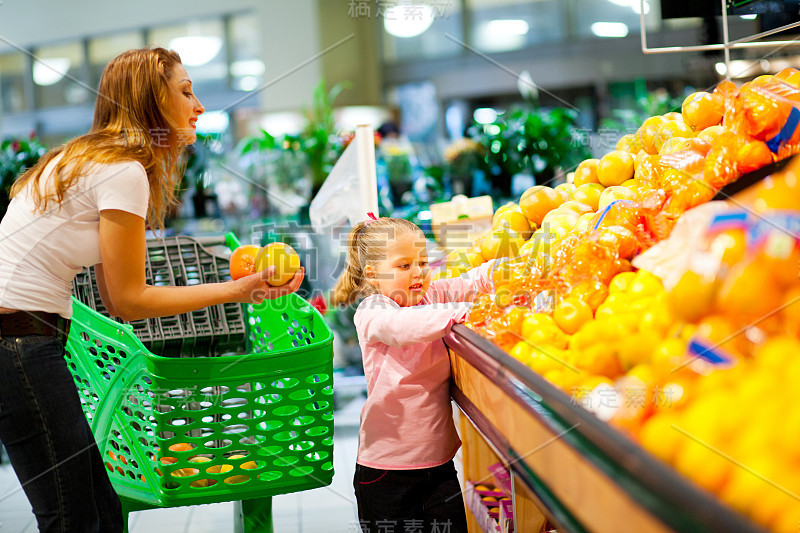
left=332, top=215, right=494, bottom=533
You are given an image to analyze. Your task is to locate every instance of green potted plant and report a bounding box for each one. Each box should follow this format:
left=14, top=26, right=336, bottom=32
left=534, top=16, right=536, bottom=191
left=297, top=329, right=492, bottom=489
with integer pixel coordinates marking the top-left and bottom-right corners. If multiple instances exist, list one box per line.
left=467, top=102, right=590, bottom=198
left=0, top=135, right=47, bottom=218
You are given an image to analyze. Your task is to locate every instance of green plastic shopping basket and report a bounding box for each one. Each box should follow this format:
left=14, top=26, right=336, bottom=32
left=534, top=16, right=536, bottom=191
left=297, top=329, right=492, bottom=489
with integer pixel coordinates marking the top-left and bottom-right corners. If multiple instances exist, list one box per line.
left=64, top=233, right=334, bottom=531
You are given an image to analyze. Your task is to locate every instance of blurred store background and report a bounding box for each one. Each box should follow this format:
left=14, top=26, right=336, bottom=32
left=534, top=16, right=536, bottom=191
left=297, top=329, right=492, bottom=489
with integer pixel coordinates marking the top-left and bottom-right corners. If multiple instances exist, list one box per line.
left=0, top=0, right=794, bottom=374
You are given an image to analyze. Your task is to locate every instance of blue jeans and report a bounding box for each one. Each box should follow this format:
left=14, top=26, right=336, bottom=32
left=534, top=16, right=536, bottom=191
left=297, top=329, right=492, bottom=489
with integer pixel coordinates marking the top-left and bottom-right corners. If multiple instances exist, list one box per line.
left=0, top=334, right=122, bottom=532
left=353, top=460, right=468, bottom=533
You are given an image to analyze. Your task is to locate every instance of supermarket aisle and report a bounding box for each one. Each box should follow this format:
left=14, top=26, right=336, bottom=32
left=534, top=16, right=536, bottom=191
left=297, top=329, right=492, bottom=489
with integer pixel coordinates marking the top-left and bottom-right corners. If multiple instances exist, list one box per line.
left=0, top=394, right=365, bottom=533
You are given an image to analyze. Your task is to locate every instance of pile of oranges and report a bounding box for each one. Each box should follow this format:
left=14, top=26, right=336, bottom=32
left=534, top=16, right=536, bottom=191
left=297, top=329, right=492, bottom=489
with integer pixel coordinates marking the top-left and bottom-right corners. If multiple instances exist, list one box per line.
left=436, top=70, right=800, bottom=532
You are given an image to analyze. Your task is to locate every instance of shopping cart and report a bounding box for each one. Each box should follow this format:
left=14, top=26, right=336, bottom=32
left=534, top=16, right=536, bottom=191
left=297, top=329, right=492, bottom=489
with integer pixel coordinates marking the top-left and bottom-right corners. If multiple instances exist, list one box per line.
left=67, top=233, right=334, bottom=532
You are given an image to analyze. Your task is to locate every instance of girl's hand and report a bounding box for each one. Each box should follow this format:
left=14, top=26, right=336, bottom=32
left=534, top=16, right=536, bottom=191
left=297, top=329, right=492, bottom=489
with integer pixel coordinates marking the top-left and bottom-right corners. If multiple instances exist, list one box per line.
left=234, top=266, right=305, bottom=304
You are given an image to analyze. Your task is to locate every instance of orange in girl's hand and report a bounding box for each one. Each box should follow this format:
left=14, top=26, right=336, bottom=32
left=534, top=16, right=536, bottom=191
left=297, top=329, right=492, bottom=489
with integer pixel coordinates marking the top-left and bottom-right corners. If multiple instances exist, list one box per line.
left=682, top=91, right=724, bottom=131
left=229, top=244, right=261, bottom=280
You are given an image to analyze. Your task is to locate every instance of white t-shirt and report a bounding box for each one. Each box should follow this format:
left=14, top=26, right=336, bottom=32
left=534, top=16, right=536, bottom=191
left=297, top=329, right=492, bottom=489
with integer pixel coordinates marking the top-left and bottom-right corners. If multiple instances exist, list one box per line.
left=0, top=155, right=149, bottom=318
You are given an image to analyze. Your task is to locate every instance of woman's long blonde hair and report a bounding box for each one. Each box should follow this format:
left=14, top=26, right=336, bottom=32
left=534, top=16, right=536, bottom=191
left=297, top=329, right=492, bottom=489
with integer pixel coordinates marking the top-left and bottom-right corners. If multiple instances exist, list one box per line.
left=10, top=47, right=185, bottom=230
left=331, top=217, right=422, bottom=307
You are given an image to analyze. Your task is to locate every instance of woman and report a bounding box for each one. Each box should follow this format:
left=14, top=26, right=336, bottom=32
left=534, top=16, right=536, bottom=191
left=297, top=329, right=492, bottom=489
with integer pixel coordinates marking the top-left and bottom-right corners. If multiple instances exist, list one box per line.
left=0, top=47, right=303, bottom=532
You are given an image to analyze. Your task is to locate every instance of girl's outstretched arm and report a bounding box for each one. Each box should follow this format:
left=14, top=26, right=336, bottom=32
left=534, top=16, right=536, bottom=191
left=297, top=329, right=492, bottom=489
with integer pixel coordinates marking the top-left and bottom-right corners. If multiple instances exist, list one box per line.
left=355, top=296, right=470, bottom=347
left=426, top=259, right=495, bottom=304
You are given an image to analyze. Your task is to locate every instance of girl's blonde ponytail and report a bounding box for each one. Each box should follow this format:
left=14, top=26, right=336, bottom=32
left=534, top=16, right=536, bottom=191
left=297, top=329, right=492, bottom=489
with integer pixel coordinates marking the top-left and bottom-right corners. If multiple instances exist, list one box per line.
left=331, top=222, right=368, bottom=307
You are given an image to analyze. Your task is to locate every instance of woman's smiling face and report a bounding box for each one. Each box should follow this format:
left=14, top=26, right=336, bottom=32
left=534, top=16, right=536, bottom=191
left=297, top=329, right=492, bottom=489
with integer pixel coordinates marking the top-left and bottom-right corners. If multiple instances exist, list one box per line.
left=366, top=230, right=431, bottom=307
left=165, top=63, right=204, bottom=146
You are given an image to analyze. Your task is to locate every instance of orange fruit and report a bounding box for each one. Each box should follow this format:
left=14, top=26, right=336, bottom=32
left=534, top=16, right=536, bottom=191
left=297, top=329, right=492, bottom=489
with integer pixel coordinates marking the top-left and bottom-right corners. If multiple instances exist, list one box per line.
left=568, top=279, right=609, bottom=311
left=494, top=201, right=521, bottom=219
left=681, top=91, right=724, bottom=131
left=674, top=439, right=731, bottom=494
left=655, top=120, right=694, bottom=153
left=775, top=66, right=800, bottom=87
left=554, top=182, right=576, bottom=202
left=650, top=338, right=688, bottom=374
left=169, top=442, right=194, bottom=452
left=754, top=169, right=800, bottom=212
left=575, top=344, right=624, bottom=378
left=597, top=186, right=637, bottom=213
left=573, top=212, right=598, bottom=234
left=759, top=241, right=800, bottom=287
left=553, top=297, right=593, bottom=335
left=639, top=412, right=682, bottom=463
left=595, top=225, right=639, bottom=259
left=667, top=270, right=715, bottom=323
left=608, top=271, right=636, bottom=294
left=229, top=245, right=261, bottom=281
left=742, top=87, right=785, bottom=140
left=736, top=140, right=773, bottom=174
left=715, top=261, right=783, bottom=318
left=695, top=124, right=725, bottom=145
left=658, top=136, right=688, bottom=156
left=558, top=200, right=594, bottom=216
left=572, top=183, right=604, bottom=211
left=573, top=159, right=601, bottom=186
left=616, top=133, right=638, bottom=152
left=781, top=285, right=800, bottom=330
left=636, top=116, right=668, bottom=155
left=519, top=186, right=562, bottom=226
left=480, top=227, right=525, bottom=261
left=709, top=229, right=746, bottom=266
left=493, top=209, right=533, bottom=239
left=597, top=150, right=635, bottom=187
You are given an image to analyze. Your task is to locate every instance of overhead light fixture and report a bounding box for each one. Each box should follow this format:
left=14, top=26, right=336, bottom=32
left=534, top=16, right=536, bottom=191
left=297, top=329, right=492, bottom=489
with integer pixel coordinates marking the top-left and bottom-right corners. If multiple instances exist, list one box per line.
left=33, top=57, right=71, bottom=86
left=169, top=36, right=223, bottom=66
left=384, top=5, right=435, bottom=38
left=473, top=108, right=498, bottom=124
left=715, top=62, right=728, bottom=76
left=740, top=14, right=757, bottom=20
left=591, top=22, right=629, bottom=38
left=231, top=59, right=265, bottom=78
left=476, top=19, right=528, bottom=52
left=487, top=19, right=529, bottom=36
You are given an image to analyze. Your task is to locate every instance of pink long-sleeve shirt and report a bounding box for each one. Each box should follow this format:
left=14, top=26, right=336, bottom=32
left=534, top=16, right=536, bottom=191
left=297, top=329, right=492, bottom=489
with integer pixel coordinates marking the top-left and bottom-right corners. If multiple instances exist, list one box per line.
left=353, top=261, right=494, bottom=469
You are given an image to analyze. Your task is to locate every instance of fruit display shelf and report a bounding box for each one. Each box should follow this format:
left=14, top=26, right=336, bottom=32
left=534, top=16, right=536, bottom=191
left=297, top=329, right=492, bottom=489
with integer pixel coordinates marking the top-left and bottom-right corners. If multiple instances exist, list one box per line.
left=446, top=324, right=767, bottom=533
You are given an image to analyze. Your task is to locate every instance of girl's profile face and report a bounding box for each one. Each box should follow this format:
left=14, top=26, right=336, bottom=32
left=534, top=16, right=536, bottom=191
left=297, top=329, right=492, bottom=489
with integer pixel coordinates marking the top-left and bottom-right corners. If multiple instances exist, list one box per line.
left=165, top=63, right=205, bottom=146
left=367, top=231, right=431, bottom=307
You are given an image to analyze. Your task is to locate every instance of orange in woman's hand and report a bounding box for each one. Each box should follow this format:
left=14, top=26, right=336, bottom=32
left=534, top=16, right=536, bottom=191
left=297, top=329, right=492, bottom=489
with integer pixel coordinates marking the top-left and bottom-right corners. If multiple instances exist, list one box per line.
left=229, top=244, right=261, bottom=280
